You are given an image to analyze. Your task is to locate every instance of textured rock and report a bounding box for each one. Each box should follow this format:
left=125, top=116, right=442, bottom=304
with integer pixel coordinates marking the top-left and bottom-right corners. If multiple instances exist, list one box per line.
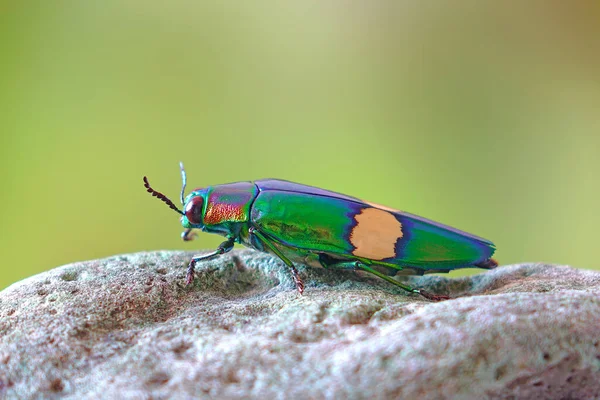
left=1, top=250, right=600, bottom=399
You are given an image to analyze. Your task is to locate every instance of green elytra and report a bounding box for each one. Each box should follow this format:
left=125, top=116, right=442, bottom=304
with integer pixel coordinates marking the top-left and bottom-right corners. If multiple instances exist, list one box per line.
left=143, top=163, right=497, bottom=301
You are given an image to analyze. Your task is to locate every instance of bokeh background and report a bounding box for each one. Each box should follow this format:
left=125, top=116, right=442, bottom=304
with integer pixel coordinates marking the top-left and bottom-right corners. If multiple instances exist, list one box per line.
left=1, top=1, right=599, bottom=290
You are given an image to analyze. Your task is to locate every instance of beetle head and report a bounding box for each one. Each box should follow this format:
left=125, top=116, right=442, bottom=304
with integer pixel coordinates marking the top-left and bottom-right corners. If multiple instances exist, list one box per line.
left=143, top=162, right=205, bottom=230
left=180, top=191, right=207, bottom=229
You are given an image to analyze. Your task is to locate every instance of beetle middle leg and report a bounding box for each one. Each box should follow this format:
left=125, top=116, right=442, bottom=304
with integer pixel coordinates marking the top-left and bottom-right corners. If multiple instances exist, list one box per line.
left=249, top=227, right=304, bottom=294
left=186, top=237, right=235, bottom=285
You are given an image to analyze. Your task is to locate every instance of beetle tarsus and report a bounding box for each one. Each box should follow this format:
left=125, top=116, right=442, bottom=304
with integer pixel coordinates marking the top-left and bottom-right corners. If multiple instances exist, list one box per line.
left=417, top=289, right=450, bottom=301
left=290, top=265, right=304, bottom=294
left=186, top=259, right=196, bottom=285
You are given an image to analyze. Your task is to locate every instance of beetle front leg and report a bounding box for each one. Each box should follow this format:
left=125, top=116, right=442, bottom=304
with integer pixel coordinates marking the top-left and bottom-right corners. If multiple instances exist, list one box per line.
left=181, top=228, right=198, bottom=242
left=186, top=237, right=235, bottom=285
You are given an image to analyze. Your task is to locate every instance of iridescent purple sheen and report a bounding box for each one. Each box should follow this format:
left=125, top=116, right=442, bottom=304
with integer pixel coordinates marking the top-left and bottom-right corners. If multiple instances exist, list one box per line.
left=255, top=179, right=361, bottom=203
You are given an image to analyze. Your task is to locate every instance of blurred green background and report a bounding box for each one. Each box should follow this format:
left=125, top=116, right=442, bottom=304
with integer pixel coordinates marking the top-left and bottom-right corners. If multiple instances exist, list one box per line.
left=1, top=1, right=599, bottom=290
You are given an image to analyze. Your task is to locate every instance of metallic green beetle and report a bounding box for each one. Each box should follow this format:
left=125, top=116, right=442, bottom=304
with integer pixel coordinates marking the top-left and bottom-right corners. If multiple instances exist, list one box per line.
left=143, top=163, right=497, bottom=301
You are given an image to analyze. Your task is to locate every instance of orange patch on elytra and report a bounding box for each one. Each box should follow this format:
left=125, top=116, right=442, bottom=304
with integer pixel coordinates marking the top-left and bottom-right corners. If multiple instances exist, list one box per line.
left=350, top=208, right=403, bottom=260
left=204, top=203, right=245, bottom=225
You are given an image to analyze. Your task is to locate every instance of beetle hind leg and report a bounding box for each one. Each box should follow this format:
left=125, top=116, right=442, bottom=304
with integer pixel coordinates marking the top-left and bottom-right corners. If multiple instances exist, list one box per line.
left=357, top=262, right=449, bottom=301
left=325, top=259, right=449, bottom=301
left=317, top=253, right=350, bottom=269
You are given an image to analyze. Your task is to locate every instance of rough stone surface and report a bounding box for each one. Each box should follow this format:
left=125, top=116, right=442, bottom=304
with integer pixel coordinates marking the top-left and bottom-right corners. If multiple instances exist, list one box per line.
left=1, top=250, right=600, bottom=399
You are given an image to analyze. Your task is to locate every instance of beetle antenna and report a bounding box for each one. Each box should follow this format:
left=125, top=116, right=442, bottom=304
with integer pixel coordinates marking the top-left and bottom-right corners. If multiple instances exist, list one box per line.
left=179, top=161, right=187, bottom=205
left=143, top=176, right=184, bottom=215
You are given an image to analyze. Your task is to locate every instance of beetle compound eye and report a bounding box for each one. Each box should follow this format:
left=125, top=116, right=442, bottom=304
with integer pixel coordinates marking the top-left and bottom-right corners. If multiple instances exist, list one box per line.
left=184, top=196, right=204, bottom=225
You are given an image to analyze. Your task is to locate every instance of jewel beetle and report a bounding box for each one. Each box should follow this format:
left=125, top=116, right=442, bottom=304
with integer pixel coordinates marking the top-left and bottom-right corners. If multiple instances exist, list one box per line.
left=143, top=163, right=497, bottom=301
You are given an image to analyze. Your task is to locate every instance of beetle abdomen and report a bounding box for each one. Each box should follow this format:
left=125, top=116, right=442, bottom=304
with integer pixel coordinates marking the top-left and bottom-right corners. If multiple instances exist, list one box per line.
left=250, top=187, right=495, bottom=270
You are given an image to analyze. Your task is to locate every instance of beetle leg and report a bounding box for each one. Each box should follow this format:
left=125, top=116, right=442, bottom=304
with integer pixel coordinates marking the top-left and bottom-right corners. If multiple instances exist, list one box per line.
left=249, top=227, right=304, bottom=294
left=353, top=261, right=450, bottom=301
left=186, top=237, right=235, bottom=285
left=181, top=228, right=197, bottom=242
